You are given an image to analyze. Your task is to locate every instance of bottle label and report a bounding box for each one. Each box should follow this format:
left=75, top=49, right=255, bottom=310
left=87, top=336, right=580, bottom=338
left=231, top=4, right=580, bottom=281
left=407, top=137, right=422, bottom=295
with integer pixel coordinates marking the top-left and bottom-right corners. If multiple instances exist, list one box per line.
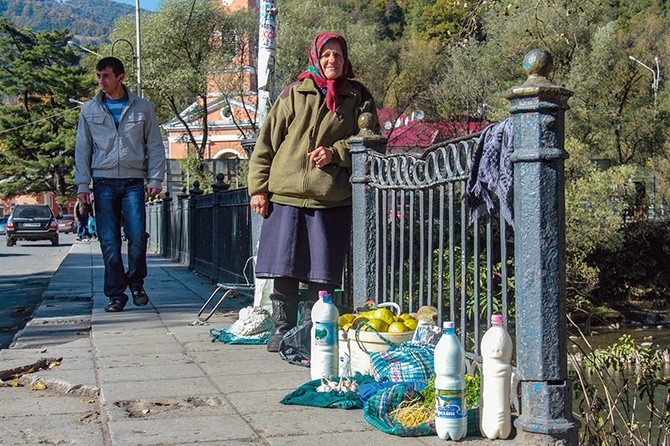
left=435, top=389, right=467, bottom=419
left=313, top=321, right=337, bottom=346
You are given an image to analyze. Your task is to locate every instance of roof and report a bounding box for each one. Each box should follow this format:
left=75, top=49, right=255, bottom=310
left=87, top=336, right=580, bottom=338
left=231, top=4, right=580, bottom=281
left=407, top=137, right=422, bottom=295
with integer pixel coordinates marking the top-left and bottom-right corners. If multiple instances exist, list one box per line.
left=378, top=108, right=486, bottom=152
left=162, top=95, right=257, bottom=131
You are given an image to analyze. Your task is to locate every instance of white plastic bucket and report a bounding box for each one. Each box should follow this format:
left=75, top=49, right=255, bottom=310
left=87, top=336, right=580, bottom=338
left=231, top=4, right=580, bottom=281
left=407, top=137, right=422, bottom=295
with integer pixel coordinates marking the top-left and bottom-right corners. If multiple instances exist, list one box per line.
left=348, top=328, right=414, bottom=375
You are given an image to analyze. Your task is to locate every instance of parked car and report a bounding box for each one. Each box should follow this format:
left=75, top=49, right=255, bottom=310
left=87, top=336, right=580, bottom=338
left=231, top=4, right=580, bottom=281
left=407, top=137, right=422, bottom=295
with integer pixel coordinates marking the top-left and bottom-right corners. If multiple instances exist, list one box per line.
left=57, top=214, right=77, bottom=234
left=6, top=204, right=59, bottom=247
left=0, top=215, right=8, bottom=234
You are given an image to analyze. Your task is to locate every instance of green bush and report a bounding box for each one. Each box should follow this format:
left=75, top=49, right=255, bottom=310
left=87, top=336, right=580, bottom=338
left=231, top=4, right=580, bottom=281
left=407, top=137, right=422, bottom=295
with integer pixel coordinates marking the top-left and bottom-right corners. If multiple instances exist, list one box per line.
left=564, top=138, right=636, bottom=305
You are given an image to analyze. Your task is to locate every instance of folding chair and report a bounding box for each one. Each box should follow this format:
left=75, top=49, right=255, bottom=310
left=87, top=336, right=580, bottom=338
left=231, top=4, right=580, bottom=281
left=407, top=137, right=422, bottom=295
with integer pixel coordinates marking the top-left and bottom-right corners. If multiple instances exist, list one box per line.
left=190, top=256, right=256, bottom=325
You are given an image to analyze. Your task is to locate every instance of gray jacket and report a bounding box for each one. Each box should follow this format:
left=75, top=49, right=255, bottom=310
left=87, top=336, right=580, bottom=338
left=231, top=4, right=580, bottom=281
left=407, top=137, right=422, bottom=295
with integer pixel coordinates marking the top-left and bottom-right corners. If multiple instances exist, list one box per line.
left=74, top=87, right=166, bottom=194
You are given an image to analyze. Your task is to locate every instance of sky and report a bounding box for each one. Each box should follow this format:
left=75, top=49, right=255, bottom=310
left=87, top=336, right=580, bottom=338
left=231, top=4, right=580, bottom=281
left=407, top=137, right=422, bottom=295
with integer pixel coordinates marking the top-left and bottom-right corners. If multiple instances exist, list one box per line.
left=113, top=0, right=160, bottom=12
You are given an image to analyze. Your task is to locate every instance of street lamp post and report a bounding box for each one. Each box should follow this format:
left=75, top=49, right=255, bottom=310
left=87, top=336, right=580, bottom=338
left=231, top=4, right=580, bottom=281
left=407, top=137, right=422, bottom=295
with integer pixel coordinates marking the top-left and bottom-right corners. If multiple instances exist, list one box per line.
left=67, top=41, right=103, bottom=58
left=629, top=55, right=661, bottom=109
left=111, top=38, right=140, bottom=97
left=68, top=38, right=141, bottom=98
left=629, top=54, right=662, bottom=218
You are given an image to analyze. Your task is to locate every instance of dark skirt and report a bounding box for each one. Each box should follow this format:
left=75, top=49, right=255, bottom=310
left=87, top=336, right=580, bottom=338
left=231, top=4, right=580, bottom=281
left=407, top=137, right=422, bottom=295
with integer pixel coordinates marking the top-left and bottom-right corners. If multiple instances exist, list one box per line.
left=255, top=203, right=352, bottom=285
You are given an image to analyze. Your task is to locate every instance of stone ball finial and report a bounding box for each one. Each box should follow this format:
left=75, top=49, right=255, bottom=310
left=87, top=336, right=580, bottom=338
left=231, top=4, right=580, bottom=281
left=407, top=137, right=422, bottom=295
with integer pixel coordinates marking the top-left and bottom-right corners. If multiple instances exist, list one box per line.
left=193, top=180, right=200, bottom=188
left=358, top=112, right=375, bottom=132
left=523, top=49, right=553, bottom=78
left=216, top=173, right=224, bottom=182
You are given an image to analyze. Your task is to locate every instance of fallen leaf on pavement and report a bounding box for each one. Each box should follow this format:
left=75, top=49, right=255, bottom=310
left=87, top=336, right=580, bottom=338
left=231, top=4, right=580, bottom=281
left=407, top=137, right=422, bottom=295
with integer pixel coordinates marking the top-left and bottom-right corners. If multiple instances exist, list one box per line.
left=47, top=360, right=62, bottom=369
left=31, top=381, right=47, bottom=391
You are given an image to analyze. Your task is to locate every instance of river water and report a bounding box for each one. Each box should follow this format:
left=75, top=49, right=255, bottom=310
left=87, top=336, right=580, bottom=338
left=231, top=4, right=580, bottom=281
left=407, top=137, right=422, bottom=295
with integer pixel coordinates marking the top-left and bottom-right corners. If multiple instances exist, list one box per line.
left=569, top=325, right=670, bottom=351
left=566, top=325, right=670, bottom=444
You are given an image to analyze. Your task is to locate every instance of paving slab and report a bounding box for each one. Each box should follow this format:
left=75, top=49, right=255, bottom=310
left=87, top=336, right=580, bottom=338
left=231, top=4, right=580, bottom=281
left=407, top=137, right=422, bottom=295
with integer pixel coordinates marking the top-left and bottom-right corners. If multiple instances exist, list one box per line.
left=100, top=376, right=214, bottom=402
left=108, top=414, right=258, bottom=445
left=0, top=412, right=105, bottom=446
left=97, top=362, right=204, bottom=383
left=105, top=395, right=238, bottom=422
left=0, top=388, right=98, bottom=416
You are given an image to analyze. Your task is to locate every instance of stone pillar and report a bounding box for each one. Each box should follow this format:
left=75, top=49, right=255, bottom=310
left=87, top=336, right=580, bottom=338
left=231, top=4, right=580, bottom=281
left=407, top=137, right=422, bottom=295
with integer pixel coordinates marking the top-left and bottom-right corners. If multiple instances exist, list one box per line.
left=349, top=112, right=386, bottom=309
left=506, top=49, right=580, bottom=444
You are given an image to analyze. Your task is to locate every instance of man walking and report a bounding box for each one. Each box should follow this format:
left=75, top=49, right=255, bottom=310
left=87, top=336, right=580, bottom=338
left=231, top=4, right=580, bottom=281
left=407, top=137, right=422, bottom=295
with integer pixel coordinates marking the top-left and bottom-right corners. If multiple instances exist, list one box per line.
left=75, top=57, right=165, bottom=313
left=74, top=198, right=91, bottom=241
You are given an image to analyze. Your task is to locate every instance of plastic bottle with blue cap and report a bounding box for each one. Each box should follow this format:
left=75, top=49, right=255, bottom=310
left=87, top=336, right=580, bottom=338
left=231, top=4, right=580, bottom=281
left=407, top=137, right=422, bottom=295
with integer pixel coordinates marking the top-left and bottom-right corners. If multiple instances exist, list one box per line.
left=310, top=290, right=339, bottom=380
left=434, top=321, right=467, bottom=440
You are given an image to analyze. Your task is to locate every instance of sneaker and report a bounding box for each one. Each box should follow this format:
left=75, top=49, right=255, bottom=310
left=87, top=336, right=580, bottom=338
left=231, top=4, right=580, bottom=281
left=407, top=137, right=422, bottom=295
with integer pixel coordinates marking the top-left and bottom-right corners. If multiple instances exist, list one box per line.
left=105, top=295, right=128, bottom=312
left=129, top=284, right=149, bottom=307
left=75, top=237, right=81, bottom=241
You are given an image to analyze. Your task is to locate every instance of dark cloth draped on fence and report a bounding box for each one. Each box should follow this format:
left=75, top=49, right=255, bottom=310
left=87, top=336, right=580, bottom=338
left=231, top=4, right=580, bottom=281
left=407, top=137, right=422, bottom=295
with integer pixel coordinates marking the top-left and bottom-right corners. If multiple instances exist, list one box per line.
left=466, top=118, right=515, bottom=226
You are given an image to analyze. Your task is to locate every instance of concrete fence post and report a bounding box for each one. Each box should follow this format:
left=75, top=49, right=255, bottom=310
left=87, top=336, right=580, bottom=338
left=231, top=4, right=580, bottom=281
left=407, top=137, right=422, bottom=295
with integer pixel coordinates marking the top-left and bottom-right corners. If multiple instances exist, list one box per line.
left=506, top=49, right=580, bottom=444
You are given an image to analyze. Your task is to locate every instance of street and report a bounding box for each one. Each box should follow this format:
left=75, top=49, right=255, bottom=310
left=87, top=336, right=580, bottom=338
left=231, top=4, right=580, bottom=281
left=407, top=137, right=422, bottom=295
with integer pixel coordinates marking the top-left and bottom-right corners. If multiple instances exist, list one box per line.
left=0, top=232, right=76, bottom=349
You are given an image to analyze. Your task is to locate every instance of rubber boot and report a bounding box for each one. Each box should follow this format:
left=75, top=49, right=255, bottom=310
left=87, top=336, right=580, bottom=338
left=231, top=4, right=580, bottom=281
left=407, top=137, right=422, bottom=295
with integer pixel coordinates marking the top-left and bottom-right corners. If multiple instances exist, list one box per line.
left=267, top=293, right=298, bottom=352
left=299, top=299, right=318, bottom=326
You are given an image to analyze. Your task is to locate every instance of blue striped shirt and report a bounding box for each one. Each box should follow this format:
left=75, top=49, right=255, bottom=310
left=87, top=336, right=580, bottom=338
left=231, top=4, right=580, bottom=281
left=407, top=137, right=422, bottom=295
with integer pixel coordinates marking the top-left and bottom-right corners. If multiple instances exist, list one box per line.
left=102, top=96, right=129, bottom=128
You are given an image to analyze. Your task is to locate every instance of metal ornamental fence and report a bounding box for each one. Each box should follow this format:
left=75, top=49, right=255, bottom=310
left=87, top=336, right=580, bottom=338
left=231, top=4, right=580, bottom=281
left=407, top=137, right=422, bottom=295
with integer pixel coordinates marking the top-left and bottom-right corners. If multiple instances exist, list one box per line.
left=146, top=50, right=578, bottom=443
left=350, top=133, right=513, bottom=363
left=146, top=177, right=253, bottom=285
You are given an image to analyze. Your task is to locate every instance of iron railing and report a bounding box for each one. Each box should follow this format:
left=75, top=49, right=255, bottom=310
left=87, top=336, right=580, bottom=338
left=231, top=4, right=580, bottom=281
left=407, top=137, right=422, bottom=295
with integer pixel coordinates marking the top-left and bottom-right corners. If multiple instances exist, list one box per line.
left=355, top=134, right=513, bottom=362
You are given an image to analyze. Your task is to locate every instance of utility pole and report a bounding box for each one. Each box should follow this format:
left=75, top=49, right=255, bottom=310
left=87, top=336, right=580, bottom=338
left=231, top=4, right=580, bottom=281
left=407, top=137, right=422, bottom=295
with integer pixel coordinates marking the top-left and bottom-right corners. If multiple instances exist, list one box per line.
left=135, top=0, right=142, bottom=97
left=256, top=0, right=277, bottom=129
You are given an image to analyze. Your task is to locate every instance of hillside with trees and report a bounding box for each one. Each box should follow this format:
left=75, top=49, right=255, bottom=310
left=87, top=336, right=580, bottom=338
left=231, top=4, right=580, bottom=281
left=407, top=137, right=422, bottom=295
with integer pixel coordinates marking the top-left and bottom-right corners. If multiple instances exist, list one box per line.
left=0, top=0, right=141, bottom=44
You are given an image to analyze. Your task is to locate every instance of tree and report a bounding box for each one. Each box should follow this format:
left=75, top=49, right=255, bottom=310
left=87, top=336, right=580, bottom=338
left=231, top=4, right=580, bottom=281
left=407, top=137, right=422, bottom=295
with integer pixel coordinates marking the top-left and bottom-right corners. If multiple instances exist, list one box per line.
left=0, top=18, right=93, bottom=200
left=111, top=0, right=257, bottom=186
left=274, top=0, right=399, bottom=107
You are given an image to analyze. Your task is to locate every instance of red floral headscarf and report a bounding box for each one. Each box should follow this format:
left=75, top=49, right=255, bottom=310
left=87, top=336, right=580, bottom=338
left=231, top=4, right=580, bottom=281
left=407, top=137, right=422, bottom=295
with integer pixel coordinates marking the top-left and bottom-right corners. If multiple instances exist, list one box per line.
left=297, top=33, right=355, bottom=113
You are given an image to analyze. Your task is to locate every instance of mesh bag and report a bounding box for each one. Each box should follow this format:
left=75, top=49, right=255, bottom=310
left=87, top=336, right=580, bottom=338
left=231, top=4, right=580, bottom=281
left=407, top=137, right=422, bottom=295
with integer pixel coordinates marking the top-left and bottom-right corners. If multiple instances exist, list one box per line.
left=363, top=383, right=435, bottom=436
left=363, top=383, right=481, bottom=437
left=369, top=341, right=435, bottom=383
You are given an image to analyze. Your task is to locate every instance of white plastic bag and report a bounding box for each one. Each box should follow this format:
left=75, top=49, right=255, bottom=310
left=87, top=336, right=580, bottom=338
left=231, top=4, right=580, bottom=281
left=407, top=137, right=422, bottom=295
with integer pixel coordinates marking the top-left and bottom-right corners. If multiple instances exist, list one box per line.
left=253, top=277, right=273, bottom=312
left=229, top=306, right=273, bottom=338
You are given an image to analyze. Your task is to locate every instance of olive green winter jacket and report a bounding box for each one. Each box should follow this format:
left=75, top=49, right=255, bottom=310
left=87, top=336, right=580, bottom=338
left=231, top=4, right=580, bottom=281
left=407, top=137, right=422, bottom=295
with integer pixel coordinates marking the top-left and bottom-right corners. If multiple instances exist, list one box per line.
left=248, top=78, right=378, bottom=209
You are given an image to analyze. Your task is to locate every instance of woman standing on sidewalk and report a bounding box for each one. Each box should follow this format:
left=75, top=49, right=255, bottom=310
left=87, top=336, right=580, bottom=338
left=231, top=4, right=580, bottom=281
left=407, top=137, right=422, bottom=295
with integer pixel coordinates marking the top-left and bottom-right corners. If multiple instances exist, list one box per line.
left=248, top=33, right=378, bottom=352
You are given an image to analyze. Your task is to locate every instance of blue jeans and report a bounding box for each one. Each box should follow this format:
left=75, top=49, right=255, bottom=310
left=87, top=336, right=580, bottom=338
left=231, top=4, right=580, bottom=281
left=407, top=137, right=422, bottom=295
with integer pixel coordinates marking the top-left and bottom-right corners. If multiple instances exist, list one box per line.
left=77, top=220, right=89, bottom=239
left=93, top=178, right=148, bottom=298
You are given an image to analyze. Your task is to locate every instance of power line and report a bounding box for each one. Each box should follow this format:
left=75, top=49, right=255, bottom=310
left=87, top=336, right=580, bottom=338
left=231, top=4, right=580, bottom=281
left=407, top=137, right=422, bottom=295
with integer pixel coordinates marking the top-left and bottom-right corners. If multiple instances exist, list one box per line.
left=0, top=106, right=81, bottom=135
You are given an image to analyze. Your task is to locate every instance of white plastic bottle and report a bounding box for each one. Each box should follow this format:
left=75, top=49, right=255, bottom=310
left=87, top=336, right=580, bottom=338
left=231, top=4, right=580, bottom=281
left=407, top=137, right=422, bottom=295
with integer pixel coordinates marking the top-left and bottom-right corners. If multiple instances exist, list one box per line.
left=310, top=292, right=339, bottom=380
left=434, top=321, right=468, bottom=441
left=480, top=314, right=513, bottom=439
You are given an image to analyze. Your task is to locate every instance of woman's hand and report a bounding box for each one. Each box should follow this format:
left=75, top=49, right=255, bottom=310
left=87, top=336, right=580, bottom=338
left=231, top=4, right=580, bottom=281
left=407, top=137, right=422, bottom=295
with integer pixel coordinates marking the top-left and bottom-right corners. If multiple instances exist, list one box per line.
left=307, top=146, right=333, bottom=169
left=250, top=193, right=269, bottom=218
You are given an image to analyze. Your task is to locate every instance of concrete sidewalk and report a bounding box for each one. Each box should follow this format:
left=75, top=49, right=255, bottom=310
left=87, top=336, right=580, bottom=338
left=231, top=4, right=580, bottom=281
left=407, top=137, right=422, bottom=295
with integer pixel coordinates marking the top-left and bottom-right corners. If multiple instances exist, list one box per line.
left=0, top=241, right=508, bottom=446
